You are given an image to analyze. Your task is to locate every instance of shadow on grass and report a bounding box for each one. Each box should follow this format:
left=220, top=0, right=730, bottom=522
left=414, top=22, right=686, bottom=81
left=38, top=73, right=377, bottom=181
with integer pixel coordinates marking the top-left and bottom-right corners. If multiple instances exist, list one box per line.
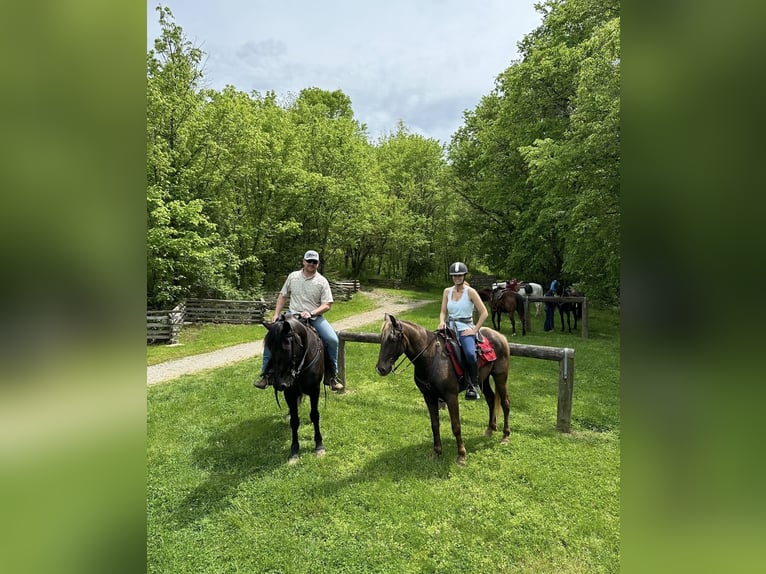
left=173, top=413, right=298, bottom=526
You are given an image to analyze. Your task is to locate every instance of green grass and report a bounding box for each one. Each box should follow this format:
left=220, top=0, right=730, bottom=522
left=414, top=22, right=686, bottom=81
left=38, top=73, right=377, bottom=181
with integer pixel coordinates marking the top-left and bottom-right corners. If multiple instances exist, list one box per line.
left=148, top=295, right=619, bottom=573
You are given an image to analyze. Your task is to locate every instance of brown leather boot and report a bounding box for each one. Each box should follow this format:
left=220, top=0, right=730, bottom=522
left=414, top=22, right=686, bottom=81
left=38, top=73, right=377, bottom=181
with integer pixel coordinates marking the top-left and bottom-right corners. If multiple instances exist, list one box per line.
left=253, top=373, right=271, bottom=389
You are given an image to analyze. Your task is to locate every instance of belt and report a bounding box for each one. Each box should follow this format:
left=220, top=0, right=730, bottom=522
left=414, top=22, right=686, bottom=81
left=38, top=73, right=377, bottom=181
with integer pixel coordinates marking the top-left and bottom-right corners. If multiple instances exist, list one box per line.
left=451, top=317, right=472, bottom=323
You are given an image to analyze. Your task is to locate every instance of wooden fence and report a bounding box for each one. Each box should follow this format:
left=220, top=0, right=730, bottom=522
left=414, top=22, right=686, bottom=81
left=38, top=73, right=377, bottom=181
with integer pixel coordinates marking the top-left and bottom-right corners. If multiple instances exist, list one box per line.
left=330, top=279, right=360, bottom=301
left=146, top=303, right=185, bottom=344
left=336, top=330, right=576, bottom=433
left=183, top=298, right=267, bottom=324
left=469, top=273, right=497, bottom=290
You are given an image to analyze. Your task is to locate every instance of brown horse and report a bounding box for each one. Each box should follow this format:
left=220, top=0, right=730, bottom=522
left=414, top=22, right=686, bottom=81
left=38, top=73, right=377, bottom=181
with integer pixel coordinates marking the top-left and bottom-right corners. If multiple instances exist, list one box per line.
left=262, top=316, right=326, bottom=463
left=493, top=289, right=527, bottom=336
left=477, top=287, right=507, bottom=332
left=375, top=314, right=511, bottom=465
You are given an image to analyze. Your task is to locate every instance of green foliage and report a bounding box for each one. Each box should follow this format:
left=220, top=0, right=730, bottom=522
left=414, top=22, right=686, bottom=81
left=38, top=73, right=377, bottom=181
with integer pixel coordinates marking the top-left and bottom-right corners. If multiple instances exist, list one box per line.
left=148, top=298, right=620, bottom=572
left=146, top=2, right=620, bottom=308
left=448, top=0, right=620, bottom=303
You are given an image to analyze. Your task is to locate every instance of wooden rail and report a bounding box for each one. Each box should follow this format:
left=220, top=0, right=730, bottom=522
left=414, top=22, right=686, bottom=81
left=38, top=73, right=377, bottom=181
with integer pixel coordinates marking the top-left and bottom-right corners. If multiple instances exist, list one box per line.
left=146, top=303, right=185, bottom=344
left=184, top=298, right=267, bottom=324
left=336, top=330, right=576, bottom=432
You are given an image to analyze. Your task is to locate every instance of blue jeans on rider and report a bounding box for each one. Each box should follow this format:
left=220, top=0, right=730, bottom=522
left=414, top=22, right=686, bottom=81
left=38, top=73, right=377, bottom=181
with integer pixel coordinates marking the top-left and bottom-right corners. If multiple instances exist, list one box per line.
left=261, top=314, right=339, bottom=375
left=459, top=332, right=477, bottom=367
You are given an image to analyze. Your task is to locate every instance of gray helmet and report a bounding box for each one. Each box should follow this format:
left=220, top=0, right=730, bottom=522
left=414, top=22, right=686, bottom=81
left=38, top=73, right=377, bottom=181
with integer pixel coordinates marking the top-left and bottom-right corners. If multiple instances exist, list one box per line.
left=448, top=262, right=468, bottom=275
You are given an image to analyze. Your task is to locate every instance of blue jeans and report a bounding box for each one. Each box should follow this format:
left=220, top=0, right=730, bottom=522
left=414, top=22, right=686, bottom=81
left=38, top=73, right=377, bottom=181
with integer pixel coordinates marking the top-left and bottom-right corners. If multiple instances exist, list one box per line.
left=261, top=315, right=339, bottom=375
left=544, top=303, right=555, bottom=331
left=458, top=333, right=477, bottom=366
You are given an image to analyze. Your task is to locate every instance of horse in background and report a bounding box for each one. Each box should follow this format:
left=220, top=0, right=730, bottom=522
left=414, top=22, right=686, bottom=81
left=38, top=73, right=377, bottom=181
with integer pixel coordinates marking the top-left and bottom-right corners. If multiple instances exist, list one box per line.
left=493, top=289, right=526, bottom=336
left=554, top=282, right=584, bottom=333
left=477, top=288, right=502, bottom=331
left=508, top=279, right=544, bottom=317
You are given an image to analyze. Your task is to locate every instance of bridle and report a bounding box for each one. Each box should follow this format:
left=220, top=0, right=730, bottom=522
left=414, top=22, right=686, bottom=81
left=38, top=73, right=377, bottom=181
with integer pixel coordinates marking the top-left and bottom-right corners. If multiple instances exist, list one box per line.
left=387, top=323, right=438, bottom=374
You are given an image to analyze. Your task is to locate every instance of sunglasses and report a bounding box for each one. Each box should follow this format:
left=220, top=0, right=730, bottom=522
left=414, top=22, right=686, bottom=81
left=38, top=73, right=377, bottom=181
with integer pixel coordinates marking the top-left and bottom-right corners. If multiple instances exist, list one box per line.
left=305, top=259, right=318, bottom=264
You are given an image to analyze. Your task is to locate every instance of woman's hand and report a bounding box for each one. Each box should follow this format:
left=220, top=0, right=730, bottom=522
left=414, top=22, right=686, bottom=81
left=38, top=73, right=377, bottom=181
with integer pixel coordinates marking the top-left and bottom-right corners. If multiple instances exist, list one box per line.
left=438, top=322, right=446, bottom=330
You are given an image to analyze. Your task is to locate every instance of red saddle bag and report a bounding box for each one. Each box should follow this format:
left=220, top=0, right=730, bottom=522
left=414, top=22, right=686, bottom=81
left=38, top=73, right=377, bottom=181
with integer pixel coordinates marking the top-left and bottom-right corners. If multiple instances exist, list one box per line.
left=477, top=336, right=496, bottom=368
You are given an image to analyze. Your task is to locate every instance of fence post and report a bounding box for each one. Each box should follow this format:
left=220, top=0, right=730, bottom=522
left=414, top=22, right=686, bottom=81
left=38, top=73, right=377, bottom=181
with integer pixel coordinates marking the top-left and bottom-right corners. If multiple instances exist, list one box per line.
left=523, top=298, right=531, bottom=333
left=556, top=348, right=575, bottom=432
left=337, top=337, right=347, bottom=387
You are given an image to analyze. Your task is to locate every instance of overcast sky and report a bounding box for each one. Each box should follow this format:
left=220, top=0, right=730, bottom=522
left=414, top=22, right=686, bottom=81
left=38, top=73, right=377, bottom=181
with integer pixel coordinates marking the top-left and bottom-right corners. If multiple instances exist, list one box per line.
left=147, top=1, right=541, bottom=146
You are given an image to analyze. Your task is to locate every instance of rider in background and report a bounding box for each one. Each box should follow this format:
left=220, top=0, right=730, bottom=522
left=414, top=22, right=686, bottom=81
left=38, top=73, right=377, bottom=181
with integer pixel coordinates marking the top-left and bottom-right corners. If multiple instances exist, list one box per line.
left=438, top=262, right=489, bottom=400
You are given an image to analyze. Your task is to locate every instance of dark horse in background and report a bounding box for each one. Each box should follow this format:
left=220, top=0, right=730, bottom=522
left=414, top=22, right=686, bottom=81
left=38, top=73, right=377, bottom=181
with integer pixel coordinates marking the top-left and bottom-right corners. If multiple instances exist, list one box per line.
left=554, top=282, right=584, bottom=333
left=262, top=315, right=326, bottom=463
left=477, top=287, right=526, bottom=336
left=376, top=314, right=512, bottom=465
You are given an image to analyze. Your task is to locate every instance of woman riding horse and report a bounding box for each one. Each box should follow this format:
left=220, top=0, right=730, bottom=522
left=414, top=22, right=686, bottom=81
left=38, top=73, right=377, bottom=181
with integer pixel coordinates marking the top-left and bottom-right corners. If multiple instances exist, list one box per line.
left=376, top=314, right=512, bottom=465
left=438, top=262, right=488, bottom=400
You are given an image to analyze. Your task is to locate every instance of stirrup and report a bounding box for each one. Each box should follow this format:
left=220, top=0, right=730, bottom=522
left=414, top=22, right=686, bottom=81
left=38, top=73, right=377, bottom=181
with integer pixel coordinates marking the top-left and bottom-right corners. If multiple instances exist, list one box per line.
left=465, top=385, right=480, bottom=400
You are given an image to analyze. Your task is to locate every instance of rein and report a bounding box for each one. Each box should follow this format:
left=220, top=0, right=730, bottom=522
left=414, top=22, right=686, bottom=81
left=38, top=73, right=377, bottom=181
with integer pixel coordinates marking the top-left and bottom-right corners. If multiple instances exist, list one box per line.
left=392, top=329, right=438, bottom=374
left=290, top=324, right=322, bottom=379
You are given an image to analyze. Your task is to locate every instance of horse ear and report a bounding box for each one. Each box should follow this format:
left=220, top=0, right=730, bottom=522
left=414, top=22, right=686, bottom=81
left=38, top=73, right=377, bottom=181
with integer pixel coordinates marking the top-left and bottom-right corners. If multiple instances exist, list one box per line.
left=388, top=314, right=399, bottom=328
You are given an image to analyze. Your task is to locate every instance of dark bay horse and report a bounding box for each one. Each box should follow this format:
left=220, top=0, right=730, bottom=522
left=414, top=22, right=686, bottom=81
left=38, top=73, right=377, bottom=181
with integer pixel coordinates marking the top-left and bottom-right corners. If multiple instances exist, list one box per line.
left=554, top=283, right=584, bottom=333
left=375, top=314, right=511, bottom=465
left=262, top=316, right=326, bottom=463
left=493, top=289, right=526, bottom=336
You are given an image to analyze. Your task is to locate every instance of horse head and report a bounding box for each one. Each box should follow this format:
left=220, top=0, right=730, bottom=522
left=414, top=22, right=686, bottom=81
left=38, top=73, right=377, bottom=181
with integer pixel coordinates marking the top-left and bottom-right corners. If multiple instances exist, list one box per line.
left=264, top=316, right=306, bottom=391
left=376, top=314, right=404, bottom=376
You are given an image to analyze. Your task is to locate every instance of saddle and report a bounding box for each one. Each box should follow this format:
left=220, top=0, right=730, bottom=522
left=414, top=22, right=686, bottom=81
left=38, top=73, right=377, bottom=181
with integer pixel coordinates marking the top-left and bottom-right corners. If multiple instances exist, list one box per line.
left=438, top=327, right=497, bottom=388
left=437, top=327, right=466, bottom=391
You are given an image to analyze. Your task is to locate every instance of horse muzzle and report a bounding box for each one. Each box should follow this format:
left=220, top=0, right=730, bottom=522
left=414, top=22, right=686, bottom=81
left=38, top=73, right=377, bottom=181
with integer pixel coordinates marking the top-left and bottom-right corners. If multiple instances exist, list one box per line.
left=273, top=378, right=294, bottom=392
left=376, top=364, right=392, bottom=376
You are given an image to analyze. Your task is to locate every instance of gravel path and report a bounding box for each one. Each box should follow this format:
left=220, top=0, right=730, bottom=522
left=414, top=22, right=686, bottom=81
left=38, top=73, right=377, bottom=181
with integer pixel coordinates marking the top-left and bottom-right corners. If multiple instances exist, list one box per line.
left=147, top=293, right=431, bottom=386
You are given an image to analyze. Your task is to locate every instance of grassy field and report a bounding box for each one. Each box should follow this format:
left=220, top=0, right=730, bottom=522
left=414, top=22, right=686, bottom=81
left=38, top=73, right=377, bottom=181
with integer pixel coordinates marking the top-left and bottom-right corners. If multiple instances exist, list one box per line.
left=147, top=291, right=620, bottom=573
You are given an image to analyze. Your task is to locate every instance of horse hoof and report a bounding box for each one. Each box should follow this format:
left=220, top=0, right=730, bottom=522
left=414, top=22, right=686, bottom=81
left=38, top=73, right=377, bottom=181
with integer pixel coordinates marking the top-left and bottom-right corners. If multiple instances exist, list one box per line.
left=456, top=456, right=466, bottom=466
left=501, top=436, right=510, bottom=445
left=315, top=447, right=326, bottom=457
left=484, top=428, right=494, bottom=437
left=288, top=455, right=299, bottom=465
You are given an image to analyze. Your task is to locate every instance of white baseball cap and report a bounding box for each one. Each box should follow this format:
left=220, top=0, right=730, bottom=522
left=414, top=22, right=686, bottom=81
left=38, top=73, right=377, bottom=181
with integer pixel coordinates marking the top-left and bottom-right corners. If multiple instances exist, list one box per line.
left=304, top=250, right=320, bottom=261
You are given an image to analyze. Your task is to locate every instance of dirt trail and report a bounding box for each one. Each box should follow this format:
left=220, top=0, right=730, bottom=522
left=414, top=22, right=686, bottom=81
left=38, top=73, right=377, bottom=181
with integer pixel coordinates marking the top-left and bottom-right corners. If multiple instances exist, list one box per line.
left=147, top=291, right=431, bottom=386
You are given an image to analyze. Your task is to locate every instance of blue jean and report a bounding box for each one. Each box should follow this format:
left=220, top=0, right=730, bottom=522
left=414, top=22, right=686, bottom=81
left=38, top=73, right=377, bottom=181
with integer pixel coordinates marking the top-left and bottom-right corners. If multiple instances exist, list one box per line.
left=544, top=303, right=555, bottom=331
left=460, top=334, right=478, bottom=365
left=261, top=315, right=339, bottom=375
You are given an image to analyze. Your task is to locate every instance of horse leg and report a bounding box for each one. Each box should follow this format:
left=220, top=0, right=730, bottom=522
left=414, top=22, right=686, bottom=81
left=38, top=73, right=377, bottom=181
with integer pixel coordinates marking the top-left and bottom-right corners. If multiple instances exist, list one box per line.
left=492, top=376, right=511, bottom=444
left=482, top=370, right=497, bottom=436
left=286, top=392, right=301, bottom=464
left=424, top=395, right=443, bottom=458
left=509, top=312, right=516, bottom=336
left=518, top=308, right=526, bottom=336
left=445, top=397, right=466, bottom=465
left=309, top=388, right=325, bottom=457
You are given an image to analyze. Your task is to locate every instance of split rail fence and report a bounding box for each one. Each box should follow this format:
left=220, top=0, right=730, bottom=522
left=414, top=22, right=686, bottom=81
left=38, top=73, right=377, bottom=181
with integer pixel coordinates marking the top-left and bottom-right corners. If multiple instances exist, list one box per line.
left=336, top=330, right=576, bottom=433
